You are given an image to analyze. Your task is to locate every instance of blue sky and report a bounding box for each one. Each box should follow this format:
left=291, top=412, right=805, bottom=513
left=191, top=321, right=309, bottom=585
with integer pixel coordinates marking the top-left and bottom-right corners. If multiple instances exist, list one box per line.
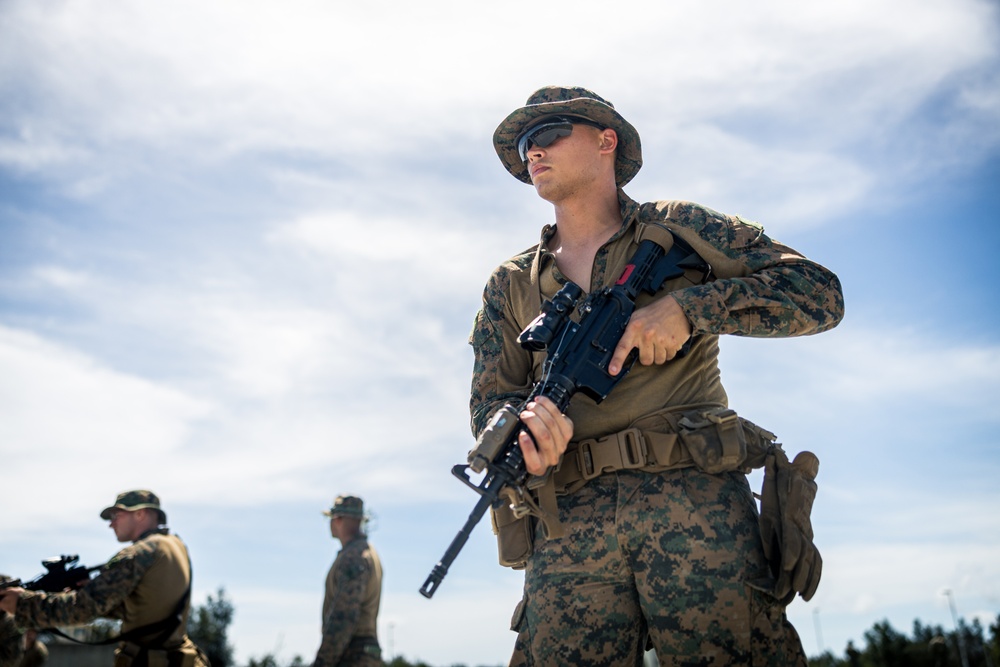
left=1, top=0, right=998, bottom=664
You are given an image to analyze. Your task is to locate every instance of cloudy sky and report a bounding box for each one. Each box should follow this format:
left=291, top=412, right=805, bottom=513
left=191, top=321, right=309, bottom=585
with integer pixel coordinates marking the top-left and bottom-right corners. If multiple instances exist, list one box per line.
left=2, top=0, right=998, bottom=664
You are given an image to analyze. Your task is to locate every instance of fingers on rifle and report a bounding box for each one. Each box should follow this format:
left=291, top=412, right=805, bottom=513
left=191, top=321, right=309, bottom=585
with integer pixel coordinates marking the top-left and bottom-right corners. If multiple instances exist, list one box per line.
left=609, top=342, right=631, bottom=375
left=518, top=430, right=544, bottom=475
left=524, top=400, right=571, bottom=457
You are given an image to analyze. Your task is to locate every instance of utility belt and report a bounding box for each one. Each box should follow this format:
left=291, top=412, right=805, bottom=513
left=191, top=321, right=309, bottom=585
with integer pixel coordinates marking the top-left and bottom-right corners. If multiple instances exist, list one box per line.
left=114, top=640, right=196, bottom=667
left=553, top=406, right=775, bottom=494
left=492, top=405, right=778, bottom=569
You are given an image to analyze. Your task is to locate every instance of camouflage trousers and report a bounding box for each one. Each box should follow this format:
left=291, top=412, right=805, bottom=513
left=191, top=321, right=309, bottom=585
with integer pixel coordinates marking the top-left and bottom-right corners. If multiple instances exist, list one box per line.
left=334, top=637, right=383, bottom=667
left=508, top=468, right=807, bottom=667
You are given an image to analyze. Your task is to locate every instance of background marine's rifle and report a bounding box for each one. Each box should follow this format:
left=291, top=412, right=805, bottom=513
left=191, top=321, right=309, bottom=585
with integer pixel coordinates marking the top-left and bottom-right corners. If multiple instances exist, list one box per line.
left=420, top=232, right=710, bottom=598
left=1, top=554, right=100, bottom=592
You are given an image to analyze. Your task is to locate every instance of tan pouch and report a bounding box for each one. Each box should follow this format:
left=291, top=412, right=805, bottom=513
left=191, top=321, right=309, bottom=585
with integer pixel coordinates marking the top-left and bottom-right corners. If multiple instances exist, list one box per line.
left=678, top=407, right=747, bottom=474
left=145, top=649, right=170, bottom=667
left=491, top=502, right=534, bottom=569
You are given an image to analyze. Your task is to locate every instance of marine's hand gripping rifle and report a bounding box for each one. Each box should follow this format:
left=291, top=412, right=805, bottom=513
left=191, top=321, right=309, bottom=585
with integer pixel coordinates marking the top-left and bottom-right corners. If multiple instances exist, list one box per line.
left=419, top=232, right=709, bottom=598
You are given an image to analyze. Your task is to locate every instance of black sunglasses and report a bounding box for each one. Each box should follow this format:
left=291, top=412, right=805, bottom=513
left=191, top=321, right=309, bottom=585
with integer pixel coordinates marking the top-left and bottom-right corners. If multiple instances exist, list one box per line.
left=517, top=116, right=606, bottom=162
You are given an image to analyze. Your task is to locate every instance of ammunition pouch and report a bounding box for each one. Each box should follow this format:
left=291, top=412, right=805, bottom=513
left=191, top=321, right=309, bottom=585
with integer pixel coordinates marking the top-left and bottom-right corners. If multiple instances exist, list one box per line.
left=678, top=408, right=745, bottom=473
left=491, top=492, right=535, bottom=570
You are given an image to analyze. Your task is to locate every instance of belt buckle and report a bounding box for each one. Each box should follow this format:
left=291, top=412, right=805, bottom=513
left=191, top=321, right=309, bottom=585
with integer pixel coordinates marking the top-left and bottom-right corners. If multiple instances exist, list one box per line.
left=575, top=429, right=648, bottom=481
left=706, top=408, right=738, bottom=425
left=577, top=441, right=598, bottom=480
left=617, top=428, right=648, bottom=470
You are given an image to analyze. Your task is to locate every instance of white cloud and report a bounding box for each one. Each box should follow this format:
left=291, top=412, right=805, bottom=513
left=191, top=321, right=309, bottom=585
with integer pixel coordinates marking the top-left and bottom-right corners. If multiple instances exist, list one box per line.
left=0, top=327, right=213, bottom=452
left=0, top=326, right=215, bottom=532
left=267, top=210, right=519, bottom=295
left=2, top=0, right=996, bottom=192
left=807, top=541, right=1000, bottom=618
left=32, top=265, right=93, bottom=290
left=631, top=125, right=875, bottom=231
left=721, top=325, right=1000, bottom=419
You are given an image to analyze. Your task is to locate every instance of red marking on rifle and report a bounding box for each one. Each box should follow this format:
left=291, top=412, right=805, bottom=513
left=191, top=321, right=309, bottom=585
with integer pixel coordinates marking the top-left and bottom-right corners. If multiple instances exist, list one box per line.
left=616, top=264, right=636, bottom=285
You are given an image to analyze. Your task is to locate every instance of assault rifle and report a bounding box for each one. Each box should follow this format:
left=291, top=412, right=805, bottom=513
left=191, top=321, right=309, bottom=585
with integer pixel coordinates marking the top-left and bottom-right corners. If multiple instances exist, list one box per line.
left=1, top=554, right=100, bottom=593
left=420, top=232, right=710, bottom=598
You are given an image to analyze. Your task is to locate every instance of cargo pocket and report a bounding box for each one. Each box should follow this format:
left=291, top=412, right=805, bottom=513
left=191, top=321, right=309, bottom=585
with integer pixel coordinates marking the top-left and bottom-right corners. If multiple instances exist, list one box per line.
left=510, top=595, right=527, bottom=632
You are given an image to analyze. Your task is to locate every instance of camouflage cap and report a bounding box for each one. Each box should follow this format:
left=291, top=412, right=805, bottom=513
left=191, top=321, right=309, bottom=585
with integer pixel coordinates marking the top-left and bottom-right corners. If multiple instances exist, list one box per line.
left=323, top=495, right=365, bottom=518
left=493, top=85, right=642, bottom=186
left=100, top=489, right=166, bottom=523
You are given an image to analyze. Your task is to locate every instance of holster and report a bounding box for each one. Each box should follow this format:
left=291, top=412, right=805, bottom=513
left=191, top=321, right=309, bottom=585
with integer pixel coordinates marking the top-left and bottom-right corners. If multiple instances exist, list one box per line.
left=754, top=446, right=823, bottom=604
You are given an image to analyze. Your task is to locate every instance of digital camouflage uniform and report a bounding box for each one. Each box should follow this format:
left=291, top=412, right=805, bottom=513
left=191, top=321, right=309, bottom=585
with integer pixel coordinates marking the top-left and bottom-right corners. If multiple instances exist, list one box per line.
left=17, top=528, right=208, bottom=667
left=473, top=86, right=844, bottom=667
left=0, top=613, right=22, bottom=667
left=0, top=575, right=24, bottom=667
left=315, top=497, right=383, bottom=667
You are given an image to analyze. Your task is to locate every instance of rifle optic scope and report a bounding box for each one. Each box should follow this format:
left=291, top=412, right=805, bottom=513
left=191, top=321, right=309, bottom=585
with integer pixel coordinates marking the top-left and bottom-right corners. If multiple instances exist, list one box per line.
left=517, top=282, right=583, bottom=352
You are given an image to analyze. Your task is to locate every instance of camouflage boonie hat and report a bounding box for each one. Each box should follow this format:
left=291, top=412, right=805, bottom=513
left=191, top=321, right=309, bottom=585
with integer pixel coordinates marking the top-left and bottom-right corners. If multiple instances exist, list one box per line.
left=100, top=489, right=166, bottom=523
left=323, top=495, right=365, bottom=518
left=493, top=85, right=642, bottom=186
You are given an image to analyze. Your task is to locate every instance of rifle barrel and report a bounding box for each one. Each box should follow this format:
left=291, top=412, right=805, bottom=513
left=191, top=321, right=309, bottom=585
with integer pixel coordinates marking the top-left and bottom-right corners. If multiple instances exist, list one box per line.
left=419, top=492, right=494, bottom=598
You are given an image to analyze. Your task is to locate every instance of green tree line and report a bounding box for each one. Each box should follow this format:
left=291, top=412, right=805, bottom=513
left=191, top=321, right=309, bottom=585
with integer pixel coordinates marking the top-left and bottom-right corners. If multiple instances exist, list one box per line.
left=809, top=615, right=999, bottom=667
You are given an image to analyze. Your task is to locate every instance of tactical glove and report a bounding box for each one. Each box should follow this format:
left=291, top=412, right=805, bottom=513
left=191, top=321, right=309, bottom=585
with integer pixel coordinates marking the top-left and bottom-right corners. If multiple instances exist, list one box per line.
left=757, top=447, right=822, bottom=604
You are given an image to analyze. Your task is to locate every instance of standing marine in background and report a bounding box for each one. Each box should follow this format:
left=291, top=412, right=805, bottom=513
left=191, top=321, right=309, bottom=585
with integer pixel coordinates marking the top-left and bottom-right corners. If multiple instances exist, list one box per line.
left=313, top=495, right=383, bottom=667
left=471, top=86, right=844, bottom=665
left=0, top=490, right=208, bottom=667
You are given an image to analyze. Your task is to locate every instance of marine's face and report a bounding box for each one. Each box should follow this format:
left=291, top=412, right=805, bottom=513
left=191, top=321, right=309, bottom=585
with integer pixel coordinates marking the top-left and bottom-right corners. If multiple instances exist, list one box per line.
left=522, top=120, right=615, bottom=202
left=329, top=515, right=342, bottom=541
left=108, top=508, right=144, bottom=542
